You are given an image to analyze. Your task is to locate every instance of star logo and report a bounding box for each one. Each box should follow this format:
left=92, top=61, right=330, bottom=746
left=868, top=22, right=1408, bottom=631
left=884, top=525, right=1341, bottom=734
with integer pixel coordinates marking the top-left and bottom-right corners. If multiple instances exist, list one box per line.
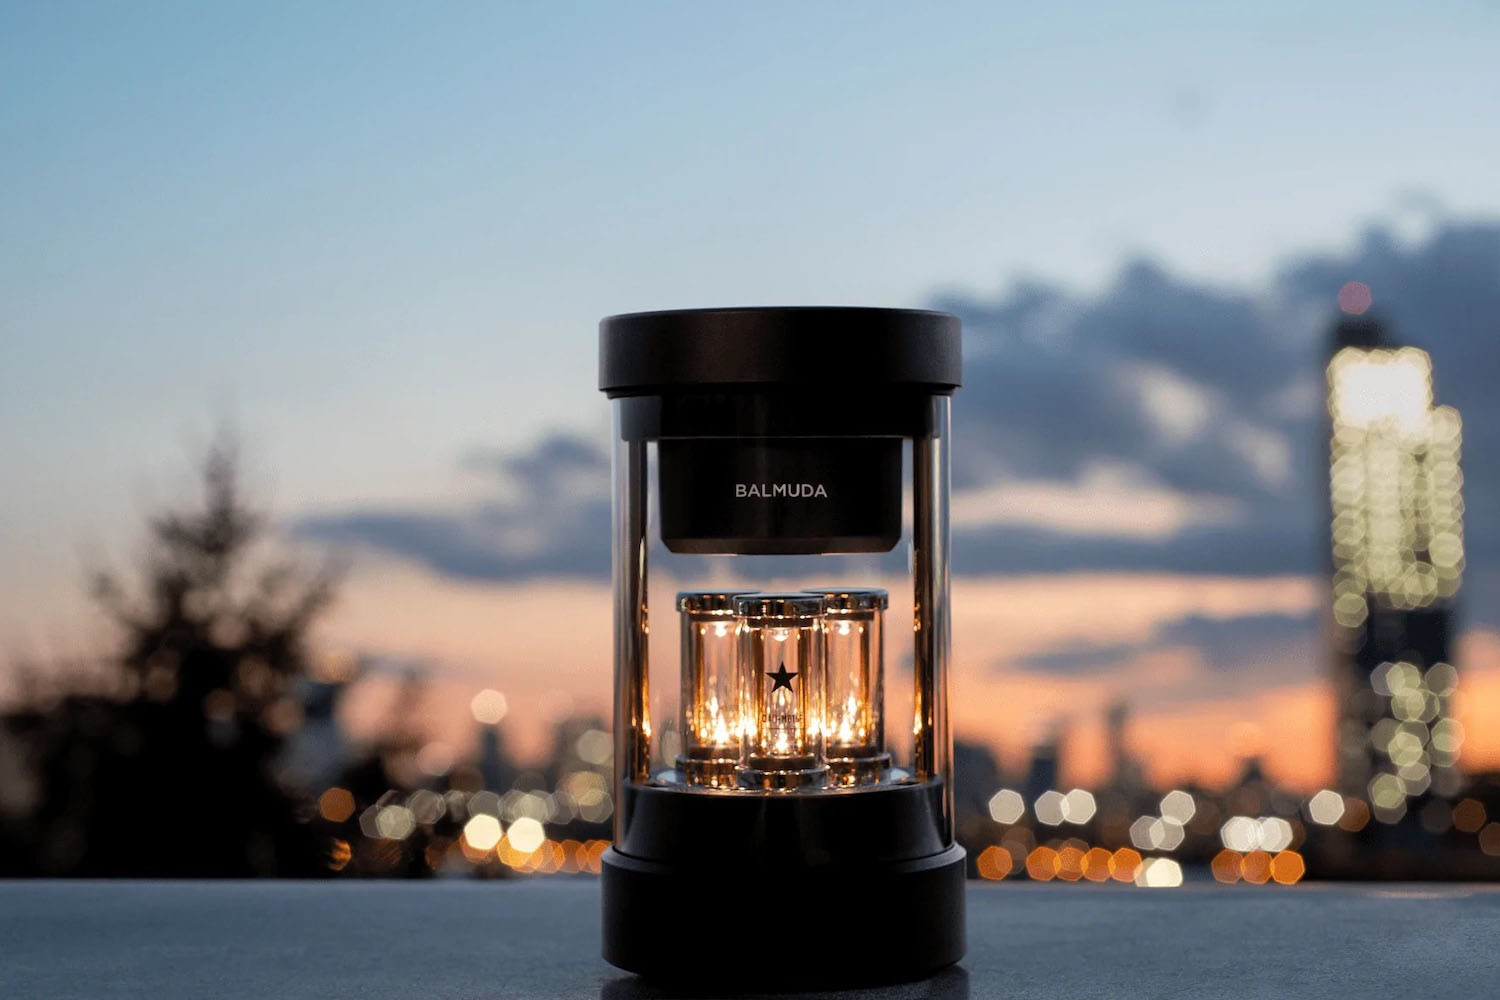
left=766, top=662, right=798, bottom=692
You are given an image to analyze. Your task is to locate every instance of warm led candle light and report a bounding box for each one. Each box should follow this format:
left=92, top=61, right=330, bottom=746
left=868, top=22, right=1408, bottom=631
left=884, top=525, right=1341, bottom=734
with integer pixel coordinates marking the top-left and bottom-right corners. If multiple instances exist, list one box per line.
left=817, top=588, right=890, bottom=785
left=735, top=592, right=827, bottom=789
left=676, top=591, right=748, bottom=787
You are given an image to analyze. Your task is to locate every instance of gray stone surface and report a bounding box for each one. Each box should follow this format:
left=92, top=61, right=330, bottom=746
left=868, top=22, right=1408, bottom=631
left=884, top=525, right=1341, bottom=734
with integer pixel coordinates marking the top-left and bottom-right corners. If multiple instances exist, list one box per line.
left=0, top=879, right=1496, bottom=999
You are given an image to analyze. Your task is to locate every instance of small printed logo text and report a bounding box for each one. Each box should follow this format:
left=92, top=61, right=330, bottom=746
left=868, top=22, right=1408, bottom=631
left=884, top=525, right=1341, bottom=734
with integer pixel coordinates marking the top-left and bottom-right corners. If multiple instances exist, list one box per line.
left=735, top=482, right=829, bottom=499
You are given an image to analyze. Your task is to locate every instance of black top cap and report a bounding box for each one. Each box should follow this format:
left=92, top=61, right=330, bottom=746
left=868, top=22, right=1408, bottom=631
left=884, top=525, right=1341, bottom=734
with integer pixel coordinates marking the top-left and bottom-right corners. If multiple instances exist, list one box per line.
left=599, top=307, right=961, bottom=397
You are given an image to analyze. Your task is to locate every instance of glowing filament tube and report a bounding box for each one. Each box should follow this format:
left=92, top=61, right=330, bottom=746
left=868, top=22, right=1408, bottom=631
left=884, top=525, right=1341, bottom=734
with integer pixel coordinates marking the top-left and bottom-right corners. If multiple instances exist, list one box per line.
left=818, top=588, right=890, bottom=785
left=734, top=592, right=827, bottom=789
left=677, top=591, right=749, bottom=787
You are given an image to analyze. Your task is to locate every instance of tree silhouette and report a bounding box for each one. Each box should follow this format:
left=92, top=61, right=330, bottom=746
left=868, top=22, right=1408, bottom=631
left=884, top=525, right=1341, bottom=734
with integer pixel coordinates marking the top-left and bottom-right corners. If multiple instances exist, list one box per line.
left=2, top=437, right=336, bottom=875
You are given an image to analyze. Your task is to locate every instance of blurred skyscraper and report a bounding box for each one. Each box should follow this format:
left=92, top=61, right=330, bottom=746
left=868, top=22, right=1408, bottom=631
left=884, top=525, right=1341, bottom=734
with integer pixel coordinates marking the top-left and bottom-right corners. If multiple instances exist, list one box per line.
left=1104, top=701, right=1146, bottom=797
left=1022, top=720, right=1065, bottom=803
left=1326, top=314, right=1466, bottom=824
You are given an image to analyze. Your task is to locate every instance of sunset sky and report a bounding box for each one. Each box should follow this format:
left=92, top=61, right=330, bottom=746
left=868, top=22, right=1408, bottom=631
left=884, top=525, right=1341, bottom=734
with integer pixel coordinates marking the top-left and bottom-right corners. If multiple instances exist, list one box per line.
left=4, top=3, right=1500, bottom=794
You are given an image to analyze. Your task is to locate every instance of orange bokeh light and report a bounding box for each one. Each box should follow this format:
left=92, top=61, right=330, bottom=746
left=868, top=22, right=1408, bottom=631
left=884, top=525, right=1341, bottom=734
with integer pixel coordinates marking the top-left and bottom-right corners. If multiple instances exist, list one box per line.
left=1338, top=798, right=1371, bottom=833
left=1270, top=850, right=1305, bottom=885
left=1211, top=849, right=1243, bottom=884
left=1241, top=849, right=1272, bottom=884
left=1453, top=798, right=1486, bottom=834
left=317, top=787, right=356, bottom=824
left=1110, top=847, right=1142, bottom=883
left=976, top=845, right=1013, bottom=880
left=1056, top=846, right=1085, bottom=882
left=1026, top=846, right=1060, bottom=881
left=1082, top=847, right=1113, bottom=882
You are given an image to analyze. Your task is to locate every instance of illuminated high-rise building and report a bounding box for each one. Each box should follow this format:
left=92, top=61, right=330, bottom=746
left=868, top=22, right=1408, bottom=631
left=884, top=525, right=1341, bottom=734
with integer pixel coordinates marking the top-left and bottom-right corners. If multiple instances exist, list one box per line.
left=1327, top=315, right=1465, bottom=823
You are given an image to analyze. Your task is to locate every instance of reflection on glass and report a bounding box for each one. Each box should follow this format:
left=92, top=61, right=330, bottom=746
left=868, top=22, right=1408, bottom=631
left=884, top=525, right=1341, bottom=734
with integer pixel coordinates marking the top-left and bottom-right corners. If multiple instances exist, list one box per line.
left=676, top=591, right=749, bottom=787
left=817, top=587, right=890, bottom=785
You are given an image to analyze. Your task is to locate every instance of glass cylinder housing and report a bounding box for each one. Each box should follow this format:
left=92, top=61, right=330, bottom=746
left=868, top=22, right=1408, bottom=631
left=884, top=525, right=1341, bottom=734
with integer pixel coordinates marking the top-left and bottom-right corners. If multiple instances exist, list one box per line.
left=818, top=587, right=889, bottom=785
left=735, top=592, right=827, bottom=789
left=676, top=591, right=747, bottom=787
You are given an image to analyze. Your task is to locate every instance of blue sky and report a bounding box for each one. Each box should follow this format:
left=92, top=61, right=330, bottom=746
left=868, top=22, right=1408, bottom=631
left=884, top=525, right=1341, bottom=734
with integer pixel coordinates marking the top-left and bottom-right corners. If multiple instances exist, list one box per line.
left=3, top=2, right=1500, bottom=684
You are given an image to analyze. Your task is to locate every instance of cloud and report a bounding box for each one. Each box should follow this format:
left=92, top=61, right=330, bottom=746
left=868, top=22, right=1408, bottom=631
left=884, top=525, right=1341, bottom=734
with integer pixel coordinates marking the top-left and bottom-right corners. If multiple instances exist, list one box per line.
left=296, top=432, right=611, bottom=581
left=1014, top=612, right=1318, bottom=677
left=294, top=217, right=1500, bottom=627
left=951, top=462, right=1243, bottom=540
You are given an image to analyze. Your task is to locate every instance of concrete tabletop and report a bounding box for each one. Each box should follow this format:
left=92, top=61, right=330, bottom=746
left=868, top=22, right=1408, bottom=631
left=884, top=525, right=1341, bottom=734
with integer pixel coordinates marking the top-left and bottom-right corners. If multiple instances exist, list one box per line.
left=1, top=879, right=1495, bottom=999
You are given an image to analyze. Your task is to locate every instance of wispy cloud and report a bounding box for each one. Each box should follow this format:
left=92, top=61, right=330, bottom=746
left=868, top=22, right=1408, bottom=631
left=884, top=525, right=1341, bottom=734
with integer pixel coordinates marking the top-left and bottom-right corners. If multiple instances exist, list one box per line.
left=293, top=219, right=1500, bottom=626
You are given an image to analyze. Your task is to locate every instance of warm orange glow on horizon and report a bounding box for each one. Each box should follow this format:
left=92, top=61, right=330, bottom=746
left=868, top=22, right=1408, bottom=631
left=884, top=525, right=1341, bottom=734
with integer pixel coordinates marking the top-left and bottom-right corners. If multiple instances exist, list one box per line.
left=204, top=558, right=1500, bottom=791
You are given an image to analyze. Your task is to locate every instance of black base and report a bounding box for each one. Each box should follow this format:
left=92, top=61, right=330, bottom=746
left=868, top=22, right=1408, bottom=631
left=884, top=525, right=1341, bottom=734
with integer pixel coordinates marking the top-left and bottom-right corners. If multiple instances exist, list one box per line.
left=602, top=842, right=966, bottom=988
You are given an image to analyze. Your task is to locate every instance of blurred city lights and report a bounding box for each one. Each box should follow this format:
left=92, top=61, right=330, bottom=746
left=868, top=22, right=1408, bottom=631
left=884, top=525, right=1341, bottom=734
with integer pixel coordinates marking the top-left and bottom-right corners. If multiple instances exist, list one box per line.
left=317, top=787, right=355, bottom=824
left=1159, top=790, right=1196, bottom=825
left=1270, top=850, right=1306, bottom=885
left=1453, top=798, right=1487, bottom=834
left=470, top=689, right=509, bottom=725
left=1257, top=817, right=1294, bottom=852
left=1061, top=789, right=1097, bottom=824
left=987, top=789, right=1026, bottom=825
left=1082, top=847, right=1113, bottom=882
left=462, top=814, right=503, bottom=852
left=1241, top=850, right=1272, bottom=884
left=1056, top=845, right=1085, bottom=881
left=1134, top=857, right=1183, bottom=888
left=1220, top=816, right=1258, bottom=852
left=406, top=789, right=445, bottom=826
left=507, top=816, right=546, bottom=854
left=1033, top=790, right=1066, bottom=826
left=1128, top=817, right=1156, bottom=850
left=1025, top=846, right=1060, bottom=881
left=1338, top=798, right=1371, bottom=833
left=373, top=804, right=416, bottom=840
left=975, top=846, right=1013, bottom=880
left=415, top=741, right=454, bottom=777
left=1110, top=848, right=1142, bottom=883
left=1130, top=815, right=1184, bottom=852
left=468, top=790, right=502, bottom=818
left=1479, top=824, right=1500, bottom=858
left=575, top=728, right=612, bottom=766
left=1307, top=789, right=1346, bottom=826
left=1211, top=850, right=1242, bottom=884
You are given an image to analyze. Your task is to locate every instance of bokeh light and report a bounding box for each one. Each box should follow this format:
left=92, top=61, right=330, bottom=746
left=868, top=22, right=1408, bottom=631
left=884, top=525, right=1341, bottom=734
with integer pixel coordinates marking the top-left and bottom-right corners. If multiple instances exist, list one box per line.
left=1453, top=798, right=1486, bottom=834
left=1307, top=789, right=1345, bottom=826
left=507, top=816, right=546, bottom=854
left=1056, top=845, right=1085, bottom=882
left=1134, top=857, right=1183, bottom=888
left=1026, top=846, right=1060, bottom=881
left=1479, top=823, right=1500, bottom=858
left=318, top=787, right=355, bottom=824
left=1033, top=790, right=1066, bottom=827
left=1337, top=280, right=1372, bottom=315
left=976, top=845, right=1013, bottom=880
left=987, top=789, right=1025, bottom=825
left=1270, top=851, right=1306, bottom=885
left=1159, top=790, right=1196, bottom=825
left=1240, top=850, right=1272, bottom=885
left=462, top=814, right=503, bottom=852
left=470, top=689, right=509, bottom=725
left=1110, top=847, right=1142, bottom=883
left=1082, top=847, right=1113, bottom=882
left=1211, top=849, right=1242, bottom=884
left=1061, top=789, right=1097, bottom=824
